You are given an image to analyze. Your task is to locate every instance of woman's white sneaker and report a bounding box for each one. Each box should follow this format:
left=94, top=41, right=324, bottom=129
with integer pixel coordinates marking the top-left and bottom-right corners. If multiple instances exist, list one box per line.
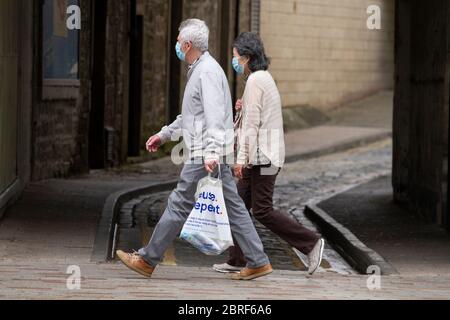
left=212, top=263, right=243, bottom=273
left=307, top=238, right=325, bottom=275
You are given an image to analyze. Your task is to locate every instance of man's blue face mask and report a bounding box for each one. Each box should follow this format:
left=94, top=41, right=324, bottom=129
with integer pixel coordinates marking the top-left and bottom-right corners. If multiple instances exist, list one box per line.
left=232, top=57, right=245, bottom=75
left=175, top=42, right=186, bottom=62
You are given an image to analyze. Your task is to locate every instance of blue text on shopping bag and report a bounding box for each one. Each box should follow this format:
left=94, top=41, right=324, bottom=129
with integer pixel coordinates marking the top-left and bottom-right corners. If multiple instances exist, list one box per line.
left=194, top=191, right=223, bottom=215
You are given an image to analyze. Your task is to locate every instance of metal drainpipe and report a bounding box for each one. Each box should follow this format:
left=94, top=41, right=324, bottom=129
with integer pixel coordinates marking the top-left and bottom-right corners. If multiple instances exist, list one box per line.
left=250, top=0, right=261, bottom=34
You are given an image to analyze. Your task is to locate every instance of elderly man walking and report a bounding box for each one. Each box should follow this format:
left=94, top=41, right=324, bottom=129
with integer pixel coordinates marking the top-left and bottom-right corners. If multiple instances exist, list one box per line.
left=116, top=19, right=272, bottom=281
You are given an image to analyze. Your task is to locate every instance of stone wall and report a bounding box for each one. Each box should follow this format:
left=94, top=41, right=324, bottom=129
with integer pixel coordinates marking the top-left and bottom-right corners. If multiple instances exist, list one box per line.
left=32, top=0, right=131, bottom=179
left=259, top=0, right=395, bottom=110
left=104, top=0, right=130, bottom=164
left=179, top=0, right=222, bottom=101
left=141, top=0, right=170, bottom=148
left=31, top=0, right=93, bottom=180
left=139, top=0, right=247, bottom=153
left=31, top=0, right=251, bottom=177
left=393, top=0, right=449, bottom=228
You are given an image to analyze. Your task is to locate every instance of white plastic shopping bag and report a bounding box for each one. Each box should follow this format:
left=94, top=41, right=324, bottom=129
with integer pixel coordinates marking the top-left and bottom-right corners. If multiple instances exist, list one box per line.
left=180, top=166, right=234, bottom=255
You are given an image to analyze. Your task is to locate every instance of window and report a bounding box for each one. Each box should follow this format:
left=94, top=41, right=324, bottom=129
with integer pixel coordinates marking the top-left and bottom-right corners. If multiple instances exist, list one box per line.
left=42, top=0, right=80, bottom=99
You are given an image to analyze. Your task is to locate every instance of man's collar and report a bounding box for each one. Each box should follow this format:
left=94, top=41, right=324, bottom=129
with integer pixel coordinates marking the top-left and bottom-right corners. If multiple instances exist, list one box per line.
left=188, top=51, right=209, bottom=71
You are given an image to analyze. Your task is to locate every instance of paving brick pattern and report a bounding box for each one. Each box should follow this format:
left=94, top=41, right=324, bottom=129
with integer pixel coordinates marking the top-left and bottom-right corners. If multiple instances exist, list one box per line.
left=1, top=262, right=449, bottom=300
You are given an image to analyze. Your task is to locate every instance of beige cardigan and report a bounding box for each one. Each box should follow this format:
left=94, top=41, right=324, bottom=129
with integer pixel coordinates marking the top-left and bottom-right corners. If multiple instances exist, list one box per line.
left=236, top=71, right=285, bottom=168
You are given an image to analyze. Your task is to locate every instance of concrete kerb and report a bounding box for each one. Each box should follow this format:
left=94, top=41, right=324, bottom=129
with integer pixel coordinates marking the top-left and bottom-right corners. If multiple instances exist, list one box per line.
left=91, top=180, right=178, bottom=263
left=304, top=204, right=398, bottom=275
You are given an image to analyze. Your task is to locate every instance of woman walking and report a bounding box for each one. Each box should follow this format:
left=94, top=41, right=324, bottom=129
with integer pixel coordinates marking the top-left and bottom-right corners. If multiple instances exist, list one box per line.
left=213, top=32, right=325, bottom=276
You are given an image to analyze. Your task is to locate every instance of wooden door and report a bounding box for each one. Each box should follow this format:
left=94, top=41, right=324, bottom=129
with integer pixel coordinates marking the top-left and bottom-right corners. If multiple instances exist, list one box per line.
left=0, top=0, right=19, bottom=194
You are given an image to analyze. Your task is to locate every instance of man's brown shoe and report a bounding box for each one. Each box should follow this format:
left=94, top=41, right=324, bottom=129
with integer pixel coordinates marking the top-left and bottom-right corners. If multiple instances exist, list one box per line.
left=231, top=264, right=273, bottom=280
left=116, top=250, right=155, bottom=278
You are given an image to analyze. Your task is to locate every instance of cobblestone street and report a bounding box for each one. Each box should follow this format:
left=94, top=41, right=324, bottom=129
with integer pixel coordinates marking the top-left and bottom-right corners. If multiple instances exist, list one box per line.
left=116, top=139, right=392, bottom=275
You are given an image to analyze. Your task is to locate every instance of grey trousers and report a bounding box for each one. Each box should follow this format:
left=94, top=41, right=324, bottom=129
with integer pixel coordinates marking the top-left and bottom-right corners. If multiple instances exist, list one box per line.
left=138, top=162, right=270, bottom=268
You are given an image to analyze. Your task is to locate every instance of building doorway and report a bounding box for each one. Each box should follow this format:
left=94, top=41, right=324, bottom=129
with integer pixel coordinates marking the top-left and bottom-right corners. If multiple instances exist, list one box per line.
left=128, top=0, right=144, bottom=157
left=0, top=0, right=19, bottom=196
left=167, top=0, right=183, bottom=123
left=88, top=0, right=107, bottom=169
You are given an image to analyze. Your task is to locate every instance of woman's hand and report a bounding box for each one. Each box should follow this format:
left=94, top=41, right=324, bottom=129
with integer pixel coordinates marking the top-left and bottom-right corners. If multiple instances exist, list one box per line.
left=235, top=99, right=243, bottom=112
left=234, top=164, right=244, bottom=179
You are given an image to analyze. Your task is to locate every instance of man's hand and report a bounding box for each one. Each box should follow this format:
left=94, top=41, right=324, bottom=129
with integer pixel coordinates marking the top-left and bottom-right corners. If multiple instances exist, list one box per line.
left=205, top=159, right=218, bottom=173
left=234, top=164, right=244, bottom=180
left=146, top=135, right=161, bottom=153
left=235, top=99, right=243, bottom=112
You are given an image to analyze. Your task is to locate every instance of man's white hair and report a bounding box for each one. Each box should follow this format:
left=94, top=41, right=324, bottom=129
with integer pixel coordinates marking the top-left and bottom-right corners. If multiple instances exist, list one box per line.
left=179, top=19, right=209, bottom=52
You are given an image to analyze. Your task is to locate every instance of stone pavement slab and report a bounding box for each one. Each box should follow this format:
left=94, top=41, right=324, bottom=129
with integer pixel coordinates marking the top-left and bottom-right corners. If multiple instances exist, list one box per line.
left=317, top=176, right=450, bottom=276
left=328, top=90, right=393, bottom=129
left=0, top=170, right=181, bottom=266
left=284, top=125, right=391, bottom=162
left=0, top=262, right=449, bottom=300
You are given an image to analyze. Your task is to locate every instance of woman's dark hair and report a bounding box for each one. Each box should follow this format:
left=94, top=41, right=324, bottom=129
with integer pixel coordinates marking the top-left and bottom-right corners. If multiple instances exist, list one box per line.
left=233, top=32, right=270, bottom=72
